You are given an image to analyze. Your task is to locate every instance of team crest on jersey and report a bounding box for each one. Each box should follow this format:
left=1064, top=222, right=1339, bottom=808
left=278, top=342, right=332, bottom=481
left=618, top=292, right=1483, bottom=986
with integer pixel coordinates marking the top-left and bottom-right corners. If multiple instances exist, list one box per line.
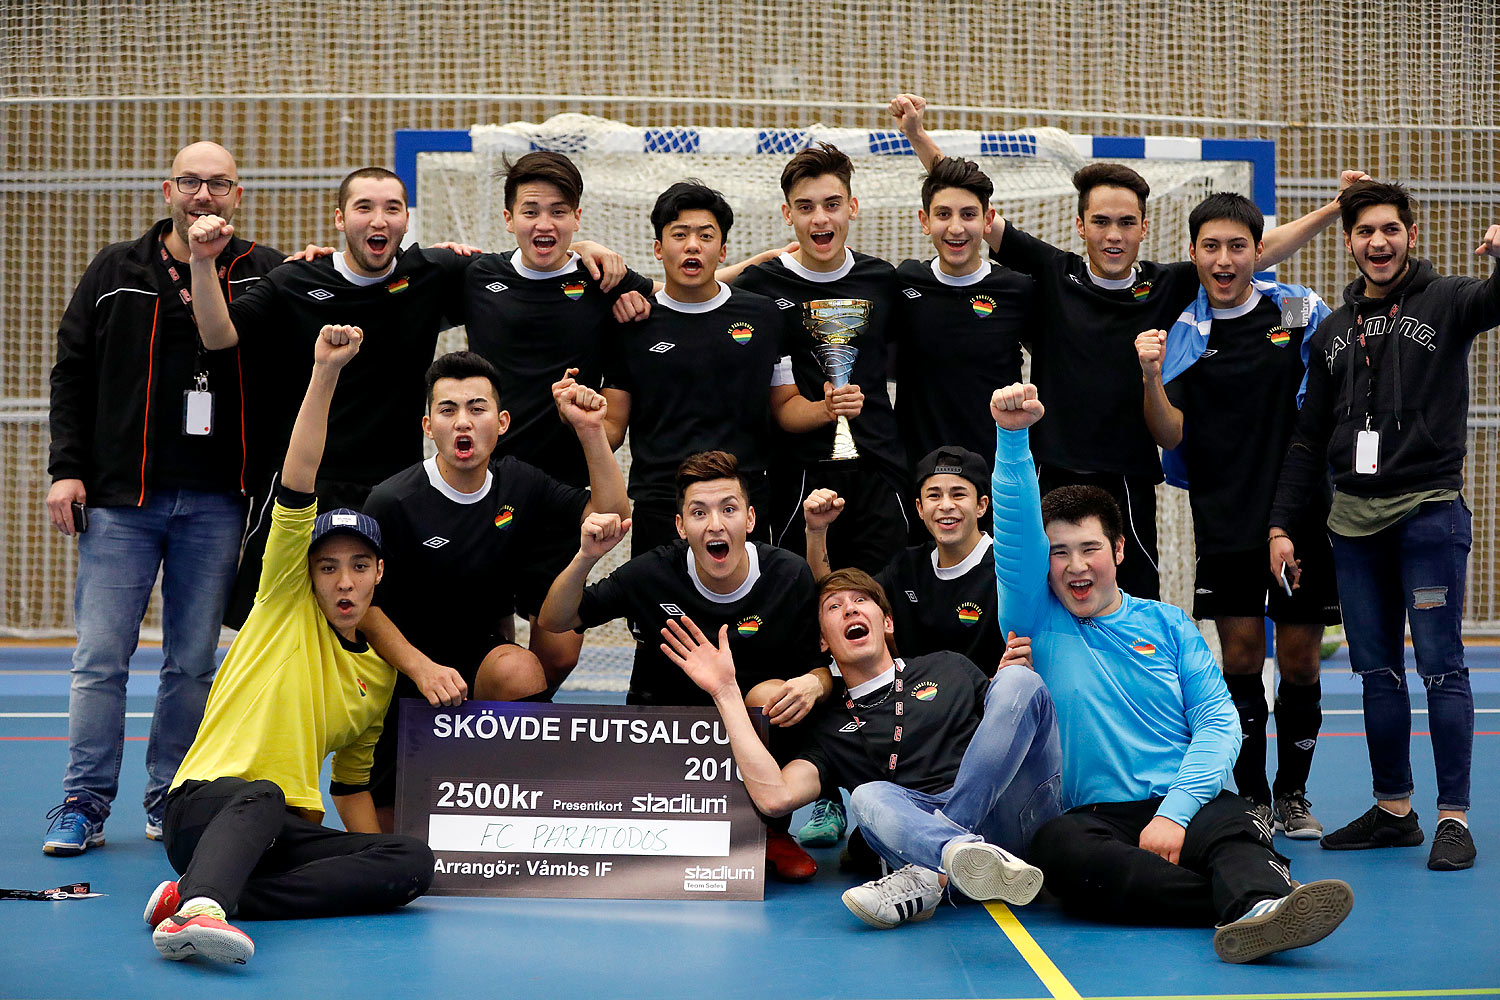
left=736, top=616, right=762, bottom=637
left=728, top=322, right=754, bottom=345
left=1131, top=280, right=1153, bottom=301
left=387, top=277, right=409, bottom=294
left=562, top=281, right=587, bottom=300
left=486, top=281, right=508, bottom=293
left=493, top=505, right=514, bottom=530
left=956, top=602, right=983, bottom=626
left=1131, top=640, right=1157, bottom=656
left=308, top=288, right=334, bottom=301
left=1267, top=326, right=1292, bottom=347
left=911, top=681, right=939, bottom=702
left=356, top=677, right=368, bottom=697
left=970, top=295, right=996, bottom=318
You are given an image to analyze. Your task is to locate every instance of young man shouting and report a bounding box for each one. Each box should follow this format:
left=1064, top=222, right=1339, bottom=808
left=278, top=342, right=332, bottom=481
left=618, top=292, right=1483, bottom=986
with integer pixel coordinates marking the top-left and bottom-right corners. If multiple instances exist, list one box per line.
left=359, top=350, right=629, bottom=828
left=735, top=143, right=909, bottom=573
left=1270, top=181, right=1500, bottom=871
left=661, top=567, right=1057, bottom=930
left=537, top=450, right=830, bottom=880
left=799, top=445, right=1016, bottom=852
left=600, top=180, right=835, bottom=553
left=991, top=381, right=1353, bottom=963
left=144, top=325, right=433, bottom=966
left=1135, top=192, right=1339, bottom=837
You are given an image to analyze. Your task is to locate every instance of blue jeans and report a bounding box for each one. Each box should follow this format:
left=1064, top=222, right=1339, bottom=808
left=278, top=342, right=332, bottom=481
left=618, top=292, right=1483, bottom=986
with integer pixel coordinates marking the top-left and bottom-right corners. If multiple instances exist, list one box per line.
left=64, top=489, right=246, bottom=820
left=849, top=665, right=1063, bottom=872
left=1329, top=498, right=1473, bottom=811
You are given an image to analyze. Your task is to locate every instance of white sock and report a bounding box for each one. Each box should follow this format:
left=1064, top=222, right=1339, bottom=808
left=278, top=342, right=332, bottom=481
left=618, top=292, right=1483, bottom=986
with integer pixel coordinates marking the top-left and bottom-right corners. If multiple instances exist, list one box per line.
left=180, top=895, right=222, bottom=914
left=1438, top=816, right=1470, bottom=829
left=1376, top=804, right=1411, bottom=818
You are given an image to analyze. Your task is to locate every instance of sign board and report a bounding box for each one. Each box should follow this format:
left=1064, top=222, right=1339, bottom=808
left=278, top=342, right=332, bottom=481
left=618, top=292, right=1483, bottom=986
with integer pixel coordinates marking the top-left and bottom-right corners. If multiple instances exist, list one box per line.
left=396, top=700, right=767, bottom=900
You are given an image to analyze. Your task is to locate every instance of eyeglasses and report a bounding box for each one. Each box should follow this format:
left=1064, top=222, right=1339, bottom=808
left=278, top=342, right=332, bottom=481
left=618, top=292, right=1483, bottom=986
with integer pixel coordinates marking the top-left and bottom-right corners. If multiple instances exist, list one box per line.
left=171, top=176, right=237, bottom=196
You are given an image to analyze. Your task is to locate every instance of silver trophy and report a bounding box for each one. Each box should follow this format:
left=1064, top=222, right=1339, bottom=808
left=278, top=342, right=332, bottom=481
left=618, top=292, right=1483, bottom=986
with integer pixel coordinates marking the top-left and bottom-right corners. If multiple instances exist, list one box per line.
left=802, top=298, right=872, bottom=461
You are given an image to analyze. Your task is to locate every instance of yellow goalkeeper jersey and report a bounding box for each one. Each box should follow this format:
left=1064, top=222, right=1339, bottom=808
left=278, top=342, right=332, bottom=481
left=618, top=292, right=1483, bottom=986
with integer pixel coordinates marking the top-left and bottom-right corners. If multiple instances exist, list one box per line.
left=171, top=497, right=396, bottom=821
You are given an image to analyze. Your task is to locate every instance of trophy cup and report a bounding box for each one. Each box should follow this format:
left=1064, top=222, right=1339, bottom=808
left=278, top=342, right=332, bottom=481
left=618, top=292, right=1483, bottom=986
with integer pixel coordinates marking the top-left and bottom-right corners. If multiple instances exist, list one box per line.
left=802, top=298, right=872, bottom=461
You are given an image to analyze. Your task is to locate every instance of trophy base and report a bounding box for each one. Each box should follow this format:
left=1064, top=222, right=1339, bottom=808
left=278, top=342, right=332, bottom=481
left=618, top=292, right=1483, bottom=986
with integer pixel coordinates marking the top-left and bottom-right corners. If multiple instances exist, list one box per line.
left=829, top=416, right=860, bottom=461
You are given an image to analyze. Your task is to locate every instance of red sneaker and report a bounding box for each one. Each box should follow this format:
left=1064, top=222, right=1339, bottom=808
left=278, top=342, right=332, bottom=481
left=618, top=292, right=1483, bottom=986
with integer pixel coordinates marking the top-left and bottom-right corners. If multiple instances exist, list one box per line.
left=143, top=880, right=180, bottom=928
left=152, top=904, right=254, bottom=965
left=766, top=828, right=818, bottom=882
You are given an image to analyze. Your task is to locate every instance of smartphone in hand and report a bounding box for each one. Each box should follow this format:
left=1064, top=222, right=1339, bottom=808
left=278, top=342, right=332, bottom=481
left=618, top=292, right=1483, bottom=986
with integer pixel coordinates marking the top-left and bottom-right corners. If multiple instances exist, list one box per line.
left=70, top=501, right=88, bottom=534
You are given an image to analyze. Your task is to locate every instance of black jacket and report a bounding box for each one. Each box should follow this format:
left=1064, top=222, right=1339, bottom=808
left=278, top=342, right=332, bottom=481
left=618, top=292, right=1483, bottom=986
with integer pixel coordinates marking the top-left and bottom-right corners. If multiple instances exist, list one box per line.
left=1271, top=256, right=1500, bottom=524
left=48, top=219, right=284, bottom=506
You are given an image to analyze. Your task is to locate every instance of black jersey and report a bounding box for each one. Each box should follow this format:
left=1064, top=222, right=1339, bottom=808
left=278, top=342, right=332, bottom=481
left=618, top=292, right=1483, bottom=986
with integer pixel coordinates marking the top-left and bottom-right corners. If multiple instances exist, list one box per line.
left=1165, top=293, right=1320, bottom=554
left=464, top=251, right=654, bottom=487
left=576, top=539, right=822, bottom=706
left=893, top=258, right=1032, bottom=473
left=604, top=286, right=792, bottom=504
left=796, top=651, right=989, bottom=796
left=874, top=536, right=1004, bottom=675
left=736, top=251, right=905, bottom=480
left=229, top=247, right=470, bottom=486
left=993, top=227, right=1199, bottom=479
left=364, top=455, right=590, bottom=671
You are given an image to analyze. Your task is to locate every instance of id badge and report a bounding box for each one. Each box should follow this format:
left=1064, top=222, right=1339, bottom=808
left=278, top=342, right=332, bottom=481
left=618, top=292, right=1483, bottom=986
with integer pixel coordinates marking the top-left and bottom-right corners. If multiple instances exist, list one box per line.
left=183, top=390, right=214, bottom=437
left=1354, top=429, right=1379, bottom=474
left=1280, top=296, right=1311, bottom=328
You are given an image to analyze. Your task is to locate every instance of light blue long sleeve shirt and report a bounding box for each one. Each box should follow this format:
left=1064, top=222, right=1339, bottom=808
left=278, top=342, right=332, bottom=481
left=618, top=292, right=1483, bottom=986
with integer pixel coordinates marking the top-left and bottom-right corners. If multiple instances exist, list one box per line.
left=992, top=425, right=1241, bottom=827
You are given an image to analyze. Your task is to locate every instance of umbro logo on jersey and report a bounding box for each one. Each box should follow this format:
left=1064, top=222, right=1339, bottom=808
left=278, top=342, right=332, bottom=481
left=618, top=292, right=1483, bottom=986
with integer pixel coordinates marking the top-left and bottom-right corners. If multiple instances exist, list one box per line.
left=660, top=603, right=685, bottom=616
left=839, top=720, right=866, bottom=732
left=649, top=342, right=676, bottom=354
left=308, top=288, right=334, bottom=301
left=1294, top=739, right=1317, bottom=751
left=422, top=536, right=450, bottom=549
left=904, top=590, right=918, bottom=603
left=486, top=281, right=508, bottom=293
left=774, top=298, right=795, bottom=310
left=902, top=288, right=921, bottom=299
left=1195, top=587, right=1213, bottom=594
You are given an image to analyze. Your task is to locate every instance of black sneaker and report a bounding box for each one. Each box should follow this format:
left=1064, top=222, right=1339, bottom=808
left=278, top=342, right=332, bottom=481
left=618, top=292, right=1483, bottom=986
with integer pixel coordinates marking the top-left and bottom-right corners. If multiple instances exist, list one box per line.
left=1427, top=818, right=1476, bottom=871
left=1320, top=804, right=1424, bottom=850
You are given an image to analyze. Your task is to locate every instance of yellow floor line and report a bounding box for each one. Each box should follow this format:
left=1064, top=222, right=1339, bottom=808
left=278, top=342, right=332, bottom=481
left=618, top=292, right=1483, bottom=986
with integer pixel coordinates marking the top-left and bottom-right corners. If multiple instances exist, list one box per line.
left=985, top=902, right=1082, bottom=1000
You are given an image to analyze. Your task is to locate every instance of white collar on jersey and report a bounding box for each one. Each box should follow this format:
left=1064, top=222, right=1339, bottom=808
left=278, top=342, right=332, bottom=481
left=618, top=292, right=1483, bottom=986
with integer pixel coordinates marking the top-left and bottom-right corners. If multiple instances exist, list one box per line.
left=777, top=247, right=855, bottom=282
left=423, top=456, right=493, bottom=504
left=655, top=283, right=731, bottom=314
left=686, top=541, right=761, bottom=604
left=846, top=659, right=900, bottom=699
left=931, top=532, right=992, bottom=580
left=332, top=251, right=395, bottom=286
left=928, top=255, right=992, bottom=287
left=1210, top=288, right=1264, bottom=321
left=1085, top=261, right=1139, bottom=291
left=509, top=248, right=581, bottom=280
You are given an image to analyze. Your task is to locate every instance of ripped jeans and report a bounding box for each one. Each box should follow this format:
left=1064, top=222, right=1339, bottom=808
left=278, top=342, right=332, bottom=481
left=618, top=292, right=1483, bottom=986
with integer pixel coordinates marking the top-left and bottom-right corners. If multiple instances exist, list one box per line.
left=1329, top=498, right=1473, bottom=811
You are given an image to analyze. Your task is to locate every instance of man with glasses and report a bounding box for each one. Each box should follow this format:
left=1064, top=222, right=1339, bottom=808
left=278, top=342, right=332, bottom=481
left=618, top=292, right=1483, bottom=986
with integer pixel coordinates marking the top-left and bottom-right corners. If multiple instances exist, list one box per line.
left=43, top=142, right=287, bottom=855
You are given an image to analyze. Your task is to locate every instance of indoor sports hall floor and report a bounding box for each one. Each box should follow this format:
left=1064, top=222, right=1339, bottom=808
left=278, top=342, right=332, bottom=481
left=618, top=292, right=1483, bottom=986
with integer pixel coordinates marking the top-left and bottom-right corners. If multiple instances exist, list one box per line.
left=2, top=643, right=1497, bottom=1000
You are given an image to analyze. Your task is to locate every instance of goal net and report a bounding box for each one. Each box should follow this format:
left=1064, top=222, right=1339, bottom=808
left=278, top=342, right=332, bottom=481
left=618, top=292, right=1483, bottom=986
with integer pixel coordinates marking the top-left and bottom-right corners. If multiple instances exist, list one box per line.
left=415, top=114, right=1256, bottom=684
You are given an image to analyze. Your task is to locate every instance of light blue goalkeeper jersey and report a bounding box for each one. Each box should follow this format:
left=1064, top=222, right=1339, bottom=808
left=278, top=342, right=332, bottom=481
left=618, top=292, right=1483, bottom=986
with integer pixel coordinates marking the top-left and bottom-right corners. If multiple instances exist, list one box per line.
left=991, top=425, right=1241, bottom=827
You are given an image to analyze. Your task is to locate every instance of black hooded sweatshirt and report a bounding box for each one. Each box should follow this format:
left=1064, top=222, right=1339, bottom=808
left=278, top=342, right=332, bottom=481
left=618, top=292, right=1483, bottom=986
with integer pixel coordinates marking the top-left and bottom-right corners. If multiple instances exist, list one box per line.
left=1271, top=256, right=1500, bottom=526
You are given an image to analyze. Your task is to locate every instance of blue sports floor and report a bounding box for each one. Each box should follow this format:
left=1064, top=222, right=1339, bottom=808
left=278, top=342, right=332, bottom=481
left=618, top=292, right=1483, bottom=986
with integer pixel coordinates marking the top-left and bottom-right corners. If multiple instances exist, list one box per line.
left=2, top=644, right=1498, bottom=1000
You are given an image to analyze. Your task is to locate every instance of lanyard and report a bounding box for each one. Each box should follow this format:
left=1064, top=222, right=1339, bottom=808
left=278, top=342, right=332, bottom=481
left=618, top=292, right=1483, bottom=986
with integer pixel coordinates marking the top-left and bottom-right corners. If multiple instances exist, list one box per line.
left=843, top=658, right=906, bottom=776
left=157, top=234, right=220, bottom=382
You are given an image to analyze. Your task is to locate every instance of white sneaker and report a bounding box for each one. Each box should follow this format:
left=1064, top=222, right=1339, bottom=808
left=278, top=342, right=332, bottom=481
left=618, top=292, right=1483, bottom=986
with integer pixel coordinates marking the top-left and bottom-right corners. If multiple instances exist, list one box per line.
left=841, top=864, right=944, bottom=929
left=1212, top=879, right=1354, bottom=963
left=941, top=840, right=1044, bottom=905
